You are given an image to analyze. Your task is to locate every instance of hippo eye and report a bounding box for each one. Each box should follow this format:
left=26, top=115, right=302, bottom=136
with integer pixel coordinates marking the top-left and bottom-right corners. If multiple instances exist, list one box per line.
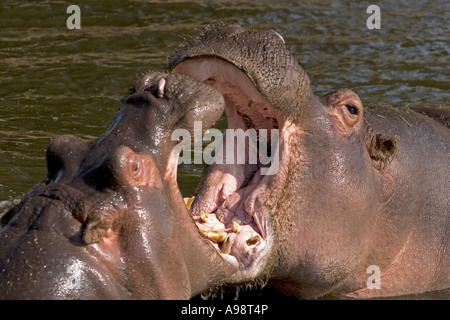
left=132, top=161, right=140, bottom=174
left=346, top=104, right=359, bottom=115
left=127, top=157, right=143, bottom=180
left=127, top=158, right=149, bottom=186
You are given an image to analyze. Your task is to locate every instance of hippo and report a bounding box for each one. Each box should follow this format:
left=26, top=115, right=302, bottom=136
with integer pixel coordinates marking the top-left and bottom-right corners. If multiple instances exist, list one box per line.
left=0, top=73, right=237, bottom=299
left=168, top=23, right=450, bottom=298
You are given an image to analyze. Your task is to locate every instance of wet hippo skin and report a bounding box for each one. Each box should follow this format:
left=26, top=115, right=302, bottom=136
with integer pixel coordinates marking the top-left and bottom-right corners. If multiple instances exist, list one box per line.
left=0, top=73, right=236, bottom=299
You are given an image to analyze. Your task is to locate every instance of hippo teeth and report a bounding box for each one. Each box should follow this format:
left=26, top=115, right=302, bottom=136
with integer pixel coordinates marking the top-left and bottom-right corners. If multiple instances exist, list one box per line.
left=232, top=220, right=240, bottom=233
left=221, top=234, right=233, bottom=255
left=157, top=78, right=166, bottom=98
left=246, top=235, right=260, bottom=246
left=197, top=225, right=228, bottom=243
left=183, top=196, right=195, bottom=210
left=188, top=196, right=262, bottom=258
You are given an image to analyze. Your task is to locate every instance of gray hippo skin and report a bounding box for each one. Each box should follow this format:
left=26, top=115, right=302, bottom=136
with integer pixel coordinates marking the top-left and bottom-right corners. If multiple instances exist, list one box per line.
left=169, top=23, right=450, bottom=298
left=0, top=73, right=237, bottom=299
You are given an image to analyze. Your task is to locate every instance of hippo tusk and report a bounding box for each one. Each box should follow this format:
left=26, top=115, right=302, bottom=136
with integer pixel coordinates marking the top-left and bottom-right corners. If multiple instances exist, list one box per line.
left=197, top=225, right=228, bottom=243
left=208, top=230, right=228, bottom=244
left=246, top=235, right=260, bottom=246
left=221, top=235, right=233, bottom=254
left=157, top=78, right=166, bottom=98
left=183, top=196, right=195, bottom=210
left=232, top=220, right=240, bottom=233
left=200, top=210, right=209, bottom=223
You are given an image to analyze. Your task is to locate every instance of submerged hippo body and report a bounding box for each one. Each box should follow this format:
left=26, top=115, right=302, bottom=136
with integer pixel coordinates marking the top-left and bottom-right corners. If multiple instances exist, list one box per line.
left=168, top=23, right=450, bottom=298
left=0, top=73, right=236, bottom=299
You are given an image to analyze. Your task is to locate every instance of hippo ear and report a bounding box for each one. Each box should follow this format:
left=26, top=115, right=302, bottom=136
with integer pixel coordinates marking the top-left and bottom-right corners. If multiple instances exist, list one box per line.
left=46, top=135, right=89, bottom=183
left=323, top=89, right=363, bottom=134
left=365, top=126, right=398, bottom=169
left=83, top=209, right=115, bottom=244
left=80, top=195, right=127, bottom=244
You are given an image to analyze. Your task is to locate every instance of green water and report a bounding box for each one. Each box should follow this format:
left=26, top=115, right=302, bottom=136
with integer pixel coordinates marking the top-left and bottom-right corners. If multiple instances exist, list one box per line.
left=0, top=0, right=449, bottom=298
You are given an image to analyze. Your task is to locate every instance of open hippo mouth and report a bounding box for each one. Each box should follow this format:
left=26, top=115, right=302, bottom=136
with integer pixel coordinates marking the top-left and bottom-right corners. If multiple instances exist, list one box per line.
left=168, top=23, right=311, bottom=280
left=174, top=57, right=281, bottom=278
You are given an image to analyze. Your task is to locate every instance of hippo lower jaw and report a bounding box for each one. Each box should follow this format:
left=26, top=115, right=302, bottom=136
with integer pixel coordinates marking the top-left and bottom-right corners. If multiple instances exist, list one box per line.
left=173, top=57, right=287, bottom=281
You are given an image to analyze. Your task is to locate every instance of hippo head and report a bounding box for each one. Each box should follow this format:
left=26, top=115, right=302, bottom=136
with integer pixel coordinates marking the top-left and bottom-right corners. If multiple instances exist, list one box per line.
left=168, top=22, right=401, bottom=296
left=168, top=22, right=311, bottom=283
left=0, top=73, right=237, bottom=299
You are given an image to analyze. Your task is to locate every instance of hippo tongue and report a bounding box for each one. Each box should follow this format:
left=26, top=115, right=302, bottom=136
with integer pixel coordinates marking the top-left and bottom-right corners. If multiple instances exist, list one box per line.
left=188, top=129, right=261, bottom=216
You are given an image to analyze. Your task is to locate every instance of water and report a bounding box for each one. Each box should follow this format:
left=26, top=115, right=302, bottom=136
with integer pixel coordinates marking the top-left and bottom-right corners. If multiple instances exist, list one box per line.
left=0, top=0, right=449, bottom=298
